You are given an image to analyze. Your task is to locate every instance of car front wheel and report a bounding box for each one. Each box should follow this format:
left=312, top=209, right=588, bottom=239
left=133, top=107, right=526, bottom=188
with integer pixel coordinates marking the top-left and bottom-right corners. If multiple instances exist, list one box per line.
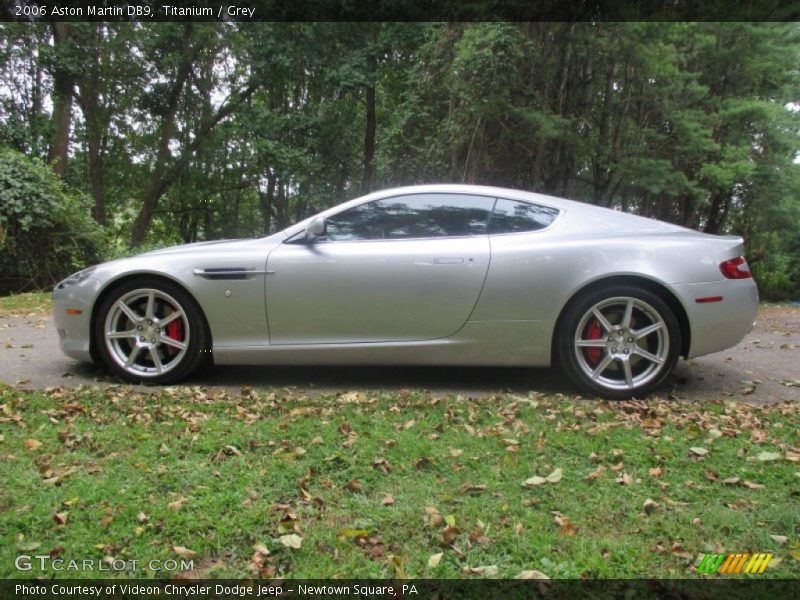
left=558, top=286, right=681, bottom=399
left=94, top=279, right=209, bottom=384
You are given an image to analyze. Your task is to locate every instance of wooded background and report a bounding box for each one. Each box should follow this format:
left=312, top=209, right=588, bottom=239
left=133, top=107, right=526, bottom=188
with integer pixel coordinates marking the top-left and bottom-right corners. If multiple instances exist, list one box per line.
left=1, top=22, right=798, bottom=298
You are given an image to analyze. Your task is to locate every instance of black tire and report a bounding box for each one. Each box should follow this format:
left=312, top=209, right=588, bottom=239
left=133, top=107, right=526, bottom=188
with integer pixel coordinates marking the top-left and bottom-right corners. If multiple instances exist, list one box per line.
left=557, top=285, right=681, bottom=399
left=93, top=278, right=210, bottom=384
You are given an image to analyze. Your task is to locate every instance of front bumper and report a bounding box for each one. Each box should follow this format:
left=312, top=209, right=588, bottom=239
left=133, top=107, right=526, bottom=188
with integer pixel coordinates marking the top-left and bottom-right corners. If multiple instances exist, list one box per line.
left=52, top=279, right=97, bottom=362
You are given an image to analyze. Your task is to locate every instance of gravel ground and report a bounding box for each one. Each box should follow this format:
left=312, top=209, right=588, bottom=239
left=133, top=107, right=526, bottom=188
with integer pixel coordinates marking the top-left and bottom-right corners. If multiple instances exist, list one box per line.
left=1, top=305, right=798, bottom=404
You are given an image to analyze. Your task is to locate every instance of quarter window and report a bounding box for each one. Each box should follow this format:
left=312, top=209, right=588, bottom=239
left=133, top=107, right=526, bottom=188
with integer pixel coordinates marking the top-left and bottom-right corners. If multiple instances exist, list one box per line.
left=325, top=194, right=493, bottom=241
left=489, top=198, right=559, bottom=234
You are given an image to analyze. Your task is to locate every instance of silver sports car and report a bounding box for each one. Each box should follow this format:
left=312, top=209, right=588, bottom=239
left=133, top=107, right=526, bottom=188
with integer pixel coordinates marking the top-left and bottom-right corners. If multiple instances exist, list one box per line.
left=53, top=184, right=758, bottom=399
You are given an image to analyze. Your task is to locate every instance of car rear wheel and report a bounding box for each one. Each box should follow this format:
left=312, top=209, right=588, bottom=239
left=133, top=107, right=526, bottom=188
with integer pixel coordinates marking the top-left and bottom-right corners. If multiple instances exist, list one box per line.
left=94, top=279, right=209, bottom=384
left=557, top=285, right=681, bottom=399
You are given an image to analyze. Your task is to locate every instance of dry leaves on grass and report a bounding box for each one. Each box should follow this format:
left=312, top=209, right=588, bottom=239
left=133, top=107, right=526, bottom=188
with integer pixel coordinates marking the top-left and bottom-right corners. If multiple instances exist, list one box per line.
left=463, top=564, right=499, bottom=577
left=279, top=534, right=303, bottom=549
left=515, top=570, right=550, bottom=579
left=642, top=498, right=659, bottom=515
left=167, top=497, right=187, bottom=510
left=523, top=468, right=563, bottom=487
left=552, top=513, right=578, bottom=536
left=172, top=546, right=198, bottom=559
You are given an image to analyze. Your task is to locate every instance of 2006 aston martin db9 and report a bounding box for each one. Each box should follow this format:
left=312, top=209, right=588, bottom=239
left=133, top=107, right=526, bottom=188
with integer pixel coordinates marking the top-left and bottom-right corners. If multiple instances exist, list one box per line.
left=53, top=185, right=758, bottom=398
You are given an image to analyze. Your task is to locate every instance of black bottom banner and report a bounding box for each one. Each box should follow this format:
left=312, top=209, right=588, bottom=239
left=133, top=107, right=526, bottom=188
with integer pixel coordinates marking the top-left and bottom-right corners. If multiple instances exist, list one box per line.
left=2, top=579, right=796, bottom=600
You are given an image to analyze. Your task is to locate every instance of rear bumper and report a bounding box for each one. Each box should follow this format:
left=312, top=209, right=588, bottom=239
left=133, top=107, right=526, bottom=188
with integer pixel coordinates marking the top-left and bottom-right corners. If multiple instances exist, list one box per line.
left=669, top=279, right=758, bottom=359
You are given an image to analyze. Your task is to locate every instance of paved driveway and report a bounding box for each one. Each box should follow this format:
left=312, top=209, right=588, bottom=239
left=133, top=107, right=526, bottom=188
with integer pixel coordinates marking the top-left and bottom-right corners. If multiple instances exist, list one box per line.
left=1, top=305, right=798, bottom=403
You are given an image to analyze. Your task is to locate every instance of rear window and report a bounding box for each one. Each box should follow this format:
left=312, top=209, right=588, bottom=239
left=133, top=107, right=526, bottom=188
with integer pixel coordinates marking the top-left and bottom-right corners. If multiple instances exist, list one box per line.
left=488, top=198, right=559, bottom=234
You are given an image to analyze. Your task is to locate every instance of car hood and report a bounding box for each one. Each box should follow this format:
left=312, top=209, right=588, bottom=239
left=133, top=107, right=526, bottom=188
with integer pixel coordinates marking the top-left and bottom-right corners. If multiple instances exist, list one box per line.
left=138, top=237, right=270, bottom=257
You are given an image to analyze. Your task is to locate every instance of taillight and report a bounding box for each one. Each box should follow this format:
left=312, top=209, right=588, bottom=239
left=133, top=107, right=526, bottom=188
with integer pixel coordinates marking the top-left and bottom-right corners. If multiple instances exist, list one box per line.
left=720, top=256, right=752, bottom=279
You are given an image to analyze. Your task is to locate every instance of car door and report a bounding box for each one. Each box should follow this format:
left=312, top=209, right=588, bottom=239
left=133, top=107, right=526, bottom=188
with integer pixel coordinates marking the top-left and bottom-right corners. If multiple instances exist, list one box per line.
left=265, top=193, right=493, bottom=344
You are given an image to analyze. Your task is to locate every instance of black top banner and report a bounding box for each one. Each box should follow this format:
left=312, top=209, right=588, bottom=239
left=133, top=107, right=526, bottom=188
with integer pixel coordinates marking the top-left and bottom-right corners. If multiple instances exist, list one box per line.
left=2, top=0, right=800, bottom=22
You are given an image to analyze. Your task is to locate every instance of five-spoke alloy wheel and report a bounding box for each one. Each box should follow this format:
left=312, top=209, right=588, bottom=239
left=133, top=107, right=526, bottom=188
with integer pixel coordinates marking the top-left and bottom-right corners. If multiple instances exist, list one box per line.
left=94, top=279, right=209, bottom=384
left=558, top=285, right=681, bottom=399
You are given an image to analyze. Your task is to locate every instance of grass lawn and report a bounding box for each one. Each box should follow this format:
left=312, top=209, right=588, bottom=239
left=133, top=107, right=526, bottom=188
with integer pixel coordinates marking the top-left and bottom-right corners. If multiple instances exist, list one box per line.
left=0, top=292, right=51, bottom=317
left=0, top=383, right=798, bottom=579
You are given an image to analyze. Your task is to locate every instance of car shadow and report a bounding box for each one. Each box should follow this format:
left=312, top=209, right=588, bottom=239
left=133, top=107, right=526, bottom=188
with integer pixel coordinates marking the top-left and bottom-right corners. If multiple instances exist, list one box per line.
left=191, top=364, right=576, bottom=396
left=62, top=358, right=693, bottom=400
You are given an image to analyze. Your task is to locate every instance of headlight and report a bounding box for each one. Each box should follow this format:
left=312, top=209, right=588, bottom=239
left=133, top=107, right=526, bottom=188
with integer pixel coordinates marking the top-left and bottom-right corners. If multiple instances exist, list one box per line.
left=55, top=266, right=97, bottom=289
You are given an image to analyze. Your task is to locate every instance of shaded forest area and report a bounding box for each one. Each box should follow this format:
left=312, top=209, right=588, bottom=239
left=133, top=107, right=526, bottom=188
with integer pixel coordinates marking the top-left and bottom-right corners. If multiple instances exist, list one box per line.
left=1, top=22, right=799, bottom=298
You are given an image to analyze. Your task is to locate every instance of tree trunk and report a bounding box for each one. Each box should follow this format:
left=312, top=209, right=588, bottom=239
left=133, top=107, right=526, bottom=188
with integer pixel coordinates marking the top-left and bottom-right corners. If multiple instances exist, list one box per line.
left=260, top=173, right=275, bottom=235
left=48, top=23, right=75, bottom=177
left=360, top=84, right=376, bottom=194
left=77, top=25, right=106, bottom=224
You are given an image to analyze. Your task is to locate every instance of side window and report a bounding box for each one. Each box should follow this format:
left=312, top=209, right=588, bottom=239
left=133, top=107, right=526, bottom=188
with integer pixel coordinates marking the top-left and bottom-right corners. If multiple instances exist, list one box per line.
left=489, top=198, right=559, bottom=234
left=326, top=194, right=493, bottom=241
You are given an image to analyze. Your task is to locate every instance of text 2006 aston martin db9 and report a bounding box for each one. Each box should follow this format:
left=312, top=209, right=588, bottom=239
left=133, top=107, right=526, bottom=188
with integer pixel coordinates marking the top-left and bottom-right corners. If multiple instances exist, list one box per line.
left=53, top=185, right=758, bottom=399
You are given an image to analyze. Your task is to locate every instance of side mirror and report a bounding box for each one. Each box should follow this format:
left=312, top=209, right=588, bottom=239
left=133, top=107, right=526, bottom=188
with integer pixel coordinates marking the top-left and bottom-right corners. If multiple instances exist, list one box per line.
left=305, top=217, right=325, bottom=243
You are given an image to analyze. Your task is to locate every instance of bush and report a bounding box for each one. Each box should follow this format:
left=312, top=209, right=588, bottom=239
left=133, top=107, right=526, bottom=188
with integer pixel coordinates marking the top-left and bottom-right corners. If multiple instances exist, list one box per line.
left=0, top=147, right=106, bottom=293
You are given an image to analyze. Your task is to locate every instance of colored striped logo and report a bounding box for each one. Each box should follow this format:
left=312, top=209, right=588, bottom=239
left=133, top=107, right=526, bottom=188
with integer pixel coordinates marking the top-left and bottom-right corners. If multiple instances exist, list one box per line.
left=696, top=553, right=773, bottom=574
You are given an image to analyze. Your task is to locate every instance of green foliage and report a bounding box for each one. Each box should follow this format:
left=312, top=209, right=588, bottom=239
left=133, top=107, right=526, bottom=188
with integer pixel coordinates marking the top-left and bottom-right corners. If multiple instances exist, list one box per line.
left=0, top=22, right=798, bottom=298
left=0, top=147, right=105, bottom=291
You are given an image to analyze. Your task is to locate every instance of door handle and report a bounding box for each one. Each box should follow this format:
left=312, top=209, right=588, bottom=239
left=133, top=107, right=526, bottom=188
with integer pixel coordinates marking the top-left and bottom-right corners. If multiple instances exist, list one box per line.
left=433, top=257, right=465, bottom=264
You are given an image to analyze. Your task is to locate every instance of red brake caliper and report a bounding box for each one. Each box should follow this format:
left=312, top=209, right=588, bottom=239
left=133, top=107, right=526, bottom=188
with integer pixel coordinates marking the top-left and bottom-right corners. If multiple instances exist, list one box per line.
left=583, top=318, right=603, bottom=366
left=165, top=318, right=184, bottom=355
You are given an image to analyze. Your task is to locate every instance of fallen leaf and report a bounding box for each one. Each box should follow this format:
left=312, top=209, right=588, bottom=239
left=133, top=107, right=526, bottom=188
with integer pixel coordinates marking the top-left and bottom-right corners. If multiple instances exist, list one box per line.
left=338, top=528, right=371, bottom=539
left=17, top=541, right=40, bottom=552
left=424, top=506, right=442, bottom=526
left=344, top=479, right=362, bottom=492
left=643, top=498, right=658, bottom=515
left=545, top=468, right=563, bottom=483
left=460, top=483, right=487, bottom=493
left=742, top=480, right=765, bottom=490
left=522, top=475, right=547, bottom=487
left=553, top=513, right=578, bottom=536
left=463, top=565, right=499, bottom=577
left=253, top=542, right=270, bottom=556
left=670, top=543, right=694, bottom=560
left=586, top=465, right=605, bottom=481
left=53, top=512, right=68, bottom=526
left=757, top=451, right=782, bottom=462
left=167, top=497, right=187, bottom=510
left=449, top=448, right=464, bottom=457
left=689, top=447, right=708, bottom=457
left=515, top=569, right=550, bottom=579
left=25, top=439, right=42, bottom=451
left=770, top=535, right=788, bottom=545
left=722, top=477, right=741, bottom=485
left=172, top=546, right=197, bottom=559
left=649, top=467, right=664, bottom=478
left=427, top=552, right=443, bottom=568
left=279, top=534, right=303, bottom=549
left=382, top=493, right=395, bottom=506
left=616, top=472, right=633, bottom=486
left=136, top=512, right=148, bottom=523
